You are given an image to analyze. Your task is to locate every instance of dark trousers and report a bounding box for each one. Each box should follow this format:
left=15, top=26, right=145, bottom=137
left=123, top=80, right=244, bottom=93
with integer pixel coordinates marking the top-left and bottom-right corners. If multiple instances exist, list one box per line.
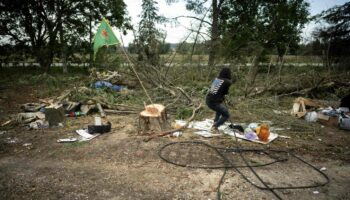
left=206, top=100, right=230, bottom=128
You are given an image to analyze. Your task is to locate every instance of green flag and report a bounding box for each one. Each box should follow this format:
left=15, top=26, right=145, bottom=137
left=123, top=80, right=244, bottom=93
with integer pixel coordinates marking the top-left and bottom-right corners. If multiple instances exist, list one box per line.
left=93, top=18, right=119, bottom=60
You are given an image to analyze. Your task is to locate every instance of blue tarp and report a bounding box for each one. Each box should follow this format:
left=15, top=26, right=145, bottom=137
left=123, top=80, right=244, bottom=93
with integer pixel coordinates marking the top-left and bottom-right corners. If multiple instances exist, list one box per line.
left=93, top=81, right=125, bottom=92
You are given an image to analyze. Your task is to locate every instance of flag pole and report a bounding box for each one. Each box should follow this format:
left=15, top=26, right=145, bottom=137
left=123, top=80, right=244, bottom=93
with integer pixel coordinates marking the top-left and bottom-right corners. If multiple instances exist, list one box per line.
left=118, top=34, right=154, bottom=105
left=94, top=17, right=154, bottom=105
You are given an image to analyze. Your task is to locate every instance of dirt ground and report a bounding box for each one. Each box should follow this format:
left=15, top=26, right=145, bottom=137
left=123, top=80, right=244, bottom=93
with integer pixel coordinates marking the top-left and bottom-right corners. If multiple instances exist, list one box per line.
left=0, top=85, right=349, bottom=200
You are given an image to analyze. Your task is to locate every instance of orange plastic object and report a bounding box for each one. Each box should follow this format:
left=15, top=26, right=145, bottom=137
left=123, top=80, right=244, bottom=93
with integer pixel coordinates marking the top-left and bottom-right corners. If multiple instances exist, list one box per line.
left=255, top=126, right=261, bottom=135
left=258, top=123, right=270, bottom=142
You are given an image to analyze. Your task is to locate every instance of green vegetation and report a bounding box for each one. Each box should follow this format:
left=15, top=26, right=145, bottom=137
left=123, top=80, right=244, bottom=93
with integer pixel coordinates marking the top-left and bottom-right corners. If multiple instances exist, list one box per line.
left=0, top=0, right=130, bottom=72
left=0, top=1, right=348, bottom=113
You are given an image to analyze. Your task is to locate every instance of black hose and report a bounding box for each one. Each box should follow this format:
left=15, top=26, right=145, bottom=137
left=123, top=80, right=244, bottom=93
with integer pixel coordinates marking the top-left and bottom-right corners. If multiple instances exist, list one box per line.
left=158, top=140, right=329, bottom=200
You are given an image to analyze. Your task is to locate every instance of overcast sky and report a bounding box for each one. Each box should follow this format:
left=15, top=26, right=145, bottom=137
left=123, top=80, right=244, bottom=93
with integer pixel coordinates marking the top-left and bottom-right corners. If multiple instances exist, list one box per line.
left=118, top=0, right=348, bottom=45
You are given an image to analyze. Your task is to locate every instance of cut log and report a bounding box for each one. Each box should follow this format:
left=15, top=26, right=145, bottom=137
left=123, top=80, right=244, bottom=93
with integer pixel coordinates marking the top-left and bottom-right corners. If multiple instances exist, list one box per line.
left=138, top=104, right=169, bottom=134
left=144, top=103, right=202, bottom=142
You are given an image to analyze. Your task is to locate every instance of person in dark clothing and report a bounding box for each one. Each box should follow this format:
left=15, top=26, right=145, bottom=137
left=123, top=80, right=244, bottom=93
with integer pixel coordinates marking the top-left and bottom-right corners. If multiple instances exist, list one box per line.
left=206, top=67, right=232, bottom=134
left=340, top=94, right=350, bottom=109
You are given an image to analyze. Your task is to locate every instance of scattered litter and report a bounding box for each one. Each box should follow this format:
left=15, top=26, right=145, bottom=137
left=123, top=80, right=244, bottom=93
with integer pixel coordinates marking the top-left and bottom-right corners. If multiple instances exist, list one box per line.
left=87, top=121, right=111, bottom=134
left=58, top=119, right=110, bottom=143
left=244, top=128, right=257, bottom=141
left=290, top=97, right=350, bottom=129
left=63, top=101, right=81, bottom=113
left=95, top=116, right=102, bottom=125
left=93, top=80, right=112, bottom=88
left=313, top=191, right=319, bottom=194
left=93, top=81, right=126, bottom=92
left=273, top=110, right=282, bottom=114
left=248, top=123, right=259, bottom=131
left=176, top=119, right=279, bottom=144
left=80, top=104, right=96, bottom=115
left=23, top=143, right=32, bottom=147
left=229, top=124, right=244, bottom=132
left=174, top=120, right=188, bottom=128
left=271, top=127, right=285, bottom=131
left=28, top=120, right=49, bottom=129
left=0, top=131, right=6, bottom=135
left=57, top=138, right=78, bottom=143
left=318, top=138, right=322, bottom=141
left=305, top=111, right=318, bottom=122
left=172, top=131, right=182, bottom=137
left=225, top=129, right=278, bottom=144
left=291, top=97, right=321, bottom=118
left=76, top=129, right=98, bottom=140
left=1, top=120, right=12, bottom=127
left=318, top=112, right=338, bottom=127
left=322, top=109, right=339, bottom=117
left=279, top=135, right=291, bottom=139
left=17, top=112, right=45, bottom=123
left=65, top=111, right=85, bottom=117
left=339, top=112, right=350, bottom=130
left=5, top=137, right=19, bottom=144
left=338, top=107, right=349, bottom=113
left=21, top=103, right=46, bottom=112
left=320, top=167, right=327, bottom=171
left=191, top=120, right=212, bottom=130
left=6, top=70, right=136, bottom=131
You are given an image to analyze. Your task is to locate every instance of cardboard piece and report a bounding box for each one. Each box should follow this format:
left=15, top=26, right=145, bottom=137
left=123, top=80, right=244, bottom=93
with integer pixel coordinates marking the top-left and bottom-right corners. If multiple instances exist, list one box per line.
left=318, top=116, right=338, bottom=127
left=176, top=119, right=279, bottom=144
left=291, top=97, right=322, bottom=118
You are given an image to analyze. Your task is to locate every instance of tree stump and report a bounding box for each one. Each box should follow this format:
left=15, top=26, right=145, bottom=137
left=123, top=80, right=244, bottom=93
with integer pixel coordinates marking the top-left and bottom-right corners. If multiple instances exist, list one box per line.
left=138, top=104, right=169, bottom=134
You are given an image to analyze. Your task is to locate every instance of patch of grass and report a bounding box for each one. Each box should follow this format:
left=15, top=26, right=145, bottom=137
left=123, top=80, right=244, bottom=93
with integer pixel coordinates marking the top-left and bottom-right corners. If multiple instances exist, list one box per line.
left=176, top=105, right=193, bottom=119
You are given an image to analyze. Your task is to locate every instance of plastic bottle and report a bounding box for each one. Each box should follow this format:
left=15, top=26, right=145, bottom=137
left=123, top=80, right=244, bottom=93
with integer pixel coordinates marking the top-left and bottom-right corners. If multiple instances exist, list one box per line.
left=65, top=112, right=85, bottom=117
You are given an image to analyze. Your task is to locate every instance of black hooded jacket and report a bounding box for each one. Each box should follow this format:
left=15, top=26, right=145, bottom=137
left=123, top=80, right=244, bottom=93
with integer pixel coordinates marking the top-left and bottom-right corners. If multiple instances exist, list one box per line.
left=206, top=68, right=232, bottom=104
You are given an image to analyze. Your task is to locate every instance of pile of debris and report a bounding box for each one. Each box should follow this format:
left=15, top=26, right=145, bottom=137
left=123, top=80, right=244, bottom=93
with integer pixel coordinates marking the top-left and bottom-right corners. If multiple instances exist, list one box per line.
left=291, top=96, right=350, bottom=130
left=172, top=119, right=280, bottom=144
left=1, top=70, right=140, bottom=129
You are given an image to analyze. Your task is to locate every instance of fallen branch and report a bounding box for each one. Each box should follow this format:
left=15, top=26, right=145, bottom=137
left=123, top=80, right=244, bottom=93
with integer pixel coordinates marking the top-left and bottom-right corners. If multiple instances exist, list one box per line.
left=96, top=103, right=106, bottom=118
left=56, top=90, right=71, bottom=102
left=144, top=103, right=202, bottom=142
left=104, top=109, right=138, bottom=114
left=176, top=87, right=193, bottom=104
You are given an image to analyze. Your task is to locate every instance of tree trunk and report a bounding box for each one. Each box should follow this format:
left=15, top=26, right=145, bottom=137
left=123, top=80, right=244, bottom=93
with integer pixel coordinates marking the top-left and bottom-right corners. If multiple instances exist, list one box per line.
left=326, top=40, right=331, bottom=77
left=62, top=47, right=67, bottom=73
left=60, top=23, right=67, bottom=73
left=208, top=0, right=220, bottom=67
left=277, top=55, right=283, bottom=83
left=37, top=46, right=54, bottom=73
left=89, top=15, right=93, bottom=67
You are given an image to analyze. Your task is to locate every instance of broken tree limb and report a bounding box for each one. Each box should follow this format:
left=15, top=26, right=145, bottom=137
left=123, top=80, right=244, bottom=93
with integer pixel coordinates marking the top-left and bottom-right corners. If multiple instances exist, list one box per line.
left=144, top=103, right=202, bottom=142
left=104, top=109, right=138, bottom=114
left=96, top=103, right=106, bottom=118
left=175, top=87, right=193, bottom=104
left=56, top=90, right=71, bottom=102
left=118, top=36, right=154, bottom=105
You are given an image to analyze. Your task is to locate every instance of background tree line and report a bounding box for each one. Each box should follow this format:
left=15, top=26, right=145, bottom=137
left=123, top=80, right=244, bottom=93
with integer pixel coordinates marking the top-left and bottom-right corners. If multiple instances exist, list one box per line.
left=0, top=0, right=349, bottom=73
